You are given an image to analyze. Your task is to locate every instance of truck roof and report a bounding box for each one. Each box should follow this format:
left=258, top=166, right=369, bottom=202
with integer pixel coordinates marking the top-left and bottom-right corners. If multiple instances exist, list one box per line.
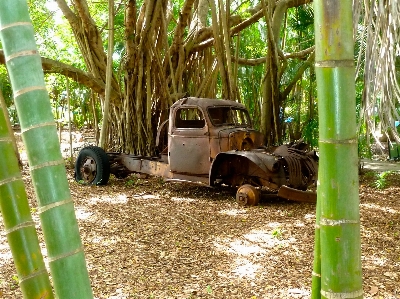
left=172, top=97, right=246, bottom=110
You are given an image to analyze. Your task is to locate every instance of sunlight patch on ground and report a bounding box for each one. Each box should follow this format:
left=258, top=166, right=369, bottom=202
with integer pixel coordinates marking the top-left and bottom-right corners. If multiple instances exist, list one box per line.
left=75, top=207, right=93, bottom=220
left=368, top=254, right=388, bottom=267
left=213, top=227, right=295, bottom=257
left=133, top=193, right=160, bottom=200
left=216, top=238, right=266, bottom=255
left=244, top=229, right=286, bottom=246
left=304, top=213, right=316, bottom=220
left=219, top=208, right=247, bottom=216
left=287, top=288, right=310, bottom=297
left=360, top=203, right=399, bottom=214
left=95, top=288, right=128, bottom=299
left=0, top=248, right=12, bottom=264
left=91, top=236, right=105, bottom=244
left=170, top=196, right=196, bottom=203
left=293, top=220, right=306, bottom=227
left=213, top=228, right=301, bottom=283
left=89, top=194, right=129, bottom=204
left=231, top=258, right=260, bottom=278
left=266, top=222, right=283, bottom=228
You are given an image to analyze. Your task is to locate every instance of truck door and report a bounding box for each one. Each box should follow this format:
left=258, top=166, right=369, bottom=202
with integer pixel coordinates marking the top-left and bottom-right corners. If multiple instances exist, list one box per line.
left=169, top=106, right=210, bottom=175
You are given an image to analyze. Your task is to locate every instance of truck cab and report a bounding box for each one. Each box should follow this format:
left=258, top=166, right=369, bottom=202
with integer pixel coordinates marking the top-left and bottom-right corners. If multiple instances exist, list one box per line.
left=164, top=97, right=265, bottom=176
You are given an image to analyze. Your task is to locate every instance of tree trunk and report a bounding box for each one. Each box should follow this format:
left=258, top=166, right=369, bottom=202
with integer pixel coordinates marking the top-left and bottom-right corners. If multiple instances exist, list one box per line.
left=259, top=0, right=313, bottom=144
left=66, top=78, right=73, bottom=167
left=99, top=0, right=114, bottom=149
left=0, top=1, right=94, bottom=298
left=312, top=1, right=363, bottom=298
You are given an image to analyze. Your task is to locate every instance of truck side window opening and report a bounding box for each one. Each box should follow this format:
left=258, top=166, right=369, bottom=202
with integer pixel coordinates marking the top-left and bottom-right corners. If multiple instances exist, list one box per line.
left=175, top=108, right=205, bottom=128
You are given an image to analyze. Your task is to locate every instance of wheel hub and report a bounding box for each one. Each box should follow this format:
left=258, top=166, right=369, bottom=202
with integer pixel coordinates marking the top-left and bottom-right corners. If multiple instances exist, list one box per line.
left=236, top=184, right=260, bottom=206
left=80, top=157, right=97, bottom=183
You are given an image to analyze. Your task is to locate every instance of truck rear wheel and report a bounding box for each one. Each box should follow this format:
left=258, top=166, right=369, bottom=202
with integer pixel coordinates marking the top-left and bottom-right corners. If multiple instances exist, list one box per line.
left=236, top=184, right=260, bottom=206
left=75, top=146, right=110, bottom=185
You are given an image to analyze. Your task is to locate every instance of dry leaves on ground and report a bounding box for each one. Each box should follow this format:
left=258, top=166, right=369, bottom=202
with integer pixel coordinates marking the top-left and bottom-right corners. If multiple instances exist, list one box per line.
left=0, top=168, right=399, bottom=299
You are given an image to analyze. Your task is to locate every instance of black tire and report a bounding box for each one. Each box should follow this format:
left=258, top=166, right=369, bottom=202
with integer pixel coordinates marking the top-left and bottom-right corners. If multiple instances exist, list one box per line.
left=75, top=146, right=110, bottom=185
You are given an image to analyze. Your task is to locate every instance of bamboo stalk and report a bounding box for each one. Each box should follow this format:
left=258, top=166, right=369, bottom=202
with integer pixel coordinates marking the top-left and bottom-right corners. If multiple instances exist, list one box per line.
left=0, top=93, right=54, bottom=299
left=0, top=90, right=21, bottom=165
left=313, top=0, right=363, bottom=298
left=0, top=1, right=93, bottom=298
left=311, top=198, right=321, bottom=299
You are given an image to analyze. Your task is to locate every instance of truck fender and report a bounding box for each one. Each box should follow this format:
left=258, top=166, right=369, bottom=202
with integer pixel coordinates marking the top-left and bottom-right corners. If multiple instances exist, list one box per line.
left=209, top=150, right=283, bottom=187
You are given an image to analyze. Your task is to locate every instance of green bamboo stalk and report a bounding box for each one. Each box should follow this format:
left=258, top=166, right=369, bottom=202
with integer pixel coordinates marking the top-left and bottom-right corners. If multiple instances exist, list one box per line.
left=0, top=94, right=54, bottom=299
left=0, top=1, right=93, bottom=298
left=313, top=1, right=363, bottom=298
left=0, top=91, right=21, bottom=165
left=311, top=198, right=321, bottom=299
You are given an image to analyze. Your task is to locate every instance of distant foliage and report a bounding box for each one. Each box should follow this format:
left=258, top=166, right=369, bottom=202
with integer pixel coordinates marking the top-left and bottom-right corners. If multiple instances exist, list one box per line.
left=302, top=118, right=319, bottom=149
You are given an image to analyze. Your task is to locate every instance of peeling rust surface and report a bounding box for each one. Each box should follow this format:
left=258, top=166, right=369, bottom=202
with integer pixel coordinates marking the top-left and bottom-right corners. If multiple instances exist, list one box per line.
left=278, top=185, right=317, bottom=203
left=273, top=144, right=318, bottom=190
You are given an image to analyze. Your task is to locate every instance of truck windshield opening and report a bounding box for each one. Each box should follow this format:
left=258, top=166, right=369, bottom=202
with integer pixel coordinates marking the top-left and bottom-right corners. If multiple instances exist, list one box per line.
left=208, top=106, right=251, bottom=127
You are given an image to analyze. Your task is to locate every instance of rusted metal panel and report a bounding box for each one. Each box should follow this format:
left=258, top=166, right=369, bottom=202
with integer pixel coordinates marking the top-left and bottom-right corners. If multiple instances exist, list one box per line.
left=215, top=150, right=280, bottom=173
left=209, top=128, right=265, bottom=157
left=278, top=185, right=317, bottom=203
left=119, top=155, right=172, bottom=178
left=273, top=144, right=318, bottom=190
left=167, top=174, right=209, bottom=184
left=169, top=134, right=211, bottom=174
left=209, top=151, right=287, bottom=189
left=168, top=103, right=211, bottom=175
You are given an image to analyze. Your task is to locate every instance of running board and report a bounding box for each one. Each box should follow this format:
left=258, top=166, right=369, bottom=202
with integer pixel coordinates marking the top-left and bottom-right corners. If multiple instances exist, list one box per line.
left=277, top=185, right=317, bottom=203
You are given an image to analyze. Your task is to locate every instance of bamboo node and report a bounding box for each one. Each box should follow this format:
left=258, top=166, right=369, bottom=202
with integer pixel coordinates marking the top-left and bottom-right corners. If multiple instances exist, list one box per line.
left=315, top=60, right=354, bottom=68
left=5, top=220, right=36, bottom=235
left=320, top=218, right=359, bottom=226
left=29, top=159, right=65, bottom=171
left=5, top=50, right=39, bottom=63
left=319, top=138, right=357, bottom=144
left=0, top=21, right=32, bottom=31
left=0, top=175, right=22, bottom=187
left=18, top=268, right=48, bottom=284
left=320, top=288, right=363, bottom=299
left=47, top=246, right=84, bottom=263
left=14, top=86, right=47, bottom=98
left=38, top=198, right=73, bottom=214
left=21, top=121, right=56, bottom=134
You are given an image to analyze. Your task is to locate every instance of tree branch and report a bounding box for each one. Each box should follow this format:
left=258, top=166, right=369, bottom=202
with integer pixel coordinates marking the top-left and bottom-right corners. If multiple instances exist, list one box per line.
left=0, top=50, right=119, bottom=99
left=231, top=46, right=315, bottom=66
left=281, top=51, right=315, bottom=100
left=190, top=0, right=312, bottom=53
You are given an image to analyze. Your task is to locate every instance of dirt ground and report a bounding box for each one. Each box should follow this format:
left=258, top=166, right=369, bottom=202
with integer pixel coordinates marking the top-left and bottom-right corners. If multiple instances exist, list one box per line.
left=0, top=131, right=399, bottom=298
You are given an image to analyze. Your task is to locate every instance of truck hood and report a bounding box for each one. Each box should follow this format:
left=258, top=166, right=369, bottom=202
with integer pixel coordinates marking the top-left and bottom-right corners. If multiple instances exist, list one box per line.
left=218, top=127, right=265, bottom=151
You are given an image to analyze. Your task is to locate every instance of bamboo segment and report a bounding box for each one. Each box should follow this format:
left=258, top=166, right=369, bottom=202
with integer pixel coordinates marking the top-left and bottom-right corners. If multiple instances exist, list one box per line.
left=0, top=92, right=21, bottom=164
left=313, top=0, right=363, bottom=298
left=0, top=101, right=54, bottom=299
left=0, top=1, right=93, bottom=298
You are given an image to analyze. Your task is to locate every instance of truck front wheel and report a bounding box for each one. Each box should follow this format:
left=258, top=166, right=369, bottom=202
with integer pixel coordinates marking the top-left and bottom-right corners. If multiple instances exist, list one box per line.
left=75, top=146, right=110, bottom=185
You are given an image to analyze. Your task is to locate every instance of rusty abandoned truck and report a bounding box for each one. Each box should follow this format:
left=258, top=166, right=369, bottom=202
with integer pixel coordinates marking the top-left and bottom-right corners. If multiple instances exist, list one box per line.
left=75, top=97, right=318, bottom=205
